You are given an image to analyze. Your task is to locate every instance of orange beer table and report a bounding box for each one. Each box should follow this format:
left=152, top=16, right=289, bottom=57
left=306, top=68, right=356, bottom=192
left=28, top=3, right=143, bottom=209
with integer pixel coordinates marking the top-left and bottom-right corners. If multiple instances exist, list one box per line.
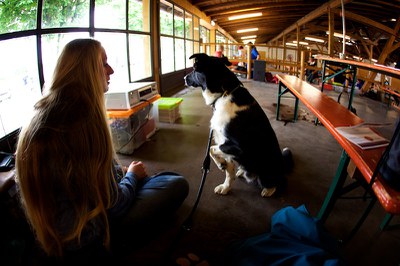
left=276, top=73, right=400, bottom=240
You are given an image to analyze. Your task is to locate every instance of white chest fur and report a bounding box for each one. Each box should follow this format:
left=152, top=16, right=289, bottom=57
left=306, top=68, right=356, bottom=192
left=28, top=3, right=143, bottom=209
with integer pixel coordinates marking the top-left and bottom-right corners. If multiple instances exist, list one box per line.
left=209, top=94, right=248, bottom=144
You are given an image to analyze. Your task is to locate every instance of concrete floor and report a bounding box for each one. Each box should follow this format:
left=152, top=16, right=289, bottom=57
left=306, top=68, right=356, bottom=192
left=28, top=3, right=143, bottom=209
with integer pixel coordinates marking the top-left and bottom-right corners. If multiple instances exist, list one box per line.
left=117, top=78, right=400, bottom=266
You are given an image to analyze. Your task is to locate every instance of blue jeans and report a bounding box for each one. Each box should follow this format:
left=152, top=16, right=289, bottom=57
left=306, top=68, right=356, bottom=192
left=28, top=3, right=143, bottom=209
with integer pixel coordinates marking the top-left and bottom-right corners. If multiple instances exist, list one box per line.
left=110, top=172, right=189, bottom=248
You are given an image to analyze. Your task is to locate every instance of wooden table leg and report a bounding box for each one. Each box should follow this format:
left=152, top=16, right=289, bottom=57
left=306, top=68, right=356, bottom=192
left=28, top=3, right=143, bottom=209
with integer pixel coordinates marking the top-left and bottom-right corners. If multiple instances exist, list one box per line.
left=317, top=150, right=350, bottom=223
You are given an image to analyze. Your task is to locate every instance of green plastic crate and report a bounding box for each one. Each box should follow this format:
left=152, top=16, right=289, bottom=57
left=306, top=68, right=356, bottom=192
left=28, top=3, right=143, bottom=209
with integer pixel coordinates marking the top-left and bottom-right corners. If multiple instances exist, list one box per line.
left=156, top=97, right=183, bottom=123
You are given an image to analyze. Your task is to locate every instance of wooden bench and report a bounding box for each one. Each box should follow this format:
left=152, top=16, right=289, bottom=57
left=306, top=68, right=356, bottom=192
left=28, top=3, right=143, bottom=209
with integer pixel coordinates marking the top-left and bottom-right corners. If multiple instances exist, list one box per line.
left=228, top=65, right=247, bottom=78
left=275, top=73, right=400, bottom=239
left=382, top=87, right=400, bottom=111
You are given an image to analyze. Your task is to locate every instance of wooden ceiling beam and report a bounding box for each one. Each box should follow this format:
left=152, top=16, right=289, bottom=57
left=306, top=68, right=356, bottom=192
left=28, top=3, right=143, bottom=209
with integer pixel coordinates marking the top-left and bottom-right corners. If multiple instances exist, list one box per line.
left=269, top=0, right=352, bottom=43
left=331, top=9, right=399, bottom=39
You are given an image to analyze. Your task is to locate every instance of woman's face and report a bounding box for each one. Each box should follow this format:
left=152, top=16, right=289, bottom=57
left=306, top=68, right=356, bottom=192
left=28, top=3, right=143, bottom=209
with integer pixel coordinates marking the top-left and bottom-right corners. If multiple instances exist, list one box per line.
left=101, top=47, right=114, bottom=92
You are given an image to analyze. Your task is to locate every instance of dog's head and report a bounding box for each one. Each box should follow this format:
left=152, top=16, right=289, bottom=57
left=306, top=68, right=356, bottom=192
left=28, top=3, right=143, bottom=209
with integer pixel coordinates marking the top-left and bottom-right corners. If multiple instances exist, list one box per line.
left=184, top=53, right=241, bottom=105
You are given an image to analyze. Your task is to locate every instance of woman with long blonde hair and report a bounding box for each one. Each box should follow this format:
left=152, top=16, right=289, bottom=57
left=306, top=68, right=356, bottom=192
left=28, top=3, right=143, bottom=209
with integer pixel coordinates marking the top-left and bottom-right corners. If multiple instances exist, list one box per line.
left=16, top=38, right=188, bottom=263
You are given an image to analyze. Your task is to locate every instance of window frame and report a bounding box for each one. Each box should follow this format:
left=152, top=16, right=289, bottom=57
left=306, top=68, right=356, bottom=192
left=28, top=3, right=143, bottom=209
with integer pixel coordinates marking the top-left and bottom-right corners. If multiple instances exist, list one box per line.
left=0, top=0, right=154, bottom=141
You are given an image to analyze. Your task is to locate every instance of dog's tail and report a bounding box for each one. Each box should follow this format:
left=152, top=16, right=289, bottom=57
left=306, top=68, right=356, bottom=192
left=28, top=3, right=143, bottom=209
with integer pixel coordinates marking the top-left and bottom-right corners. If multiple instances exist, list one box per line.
left=282, top=147, right=294, bottom=173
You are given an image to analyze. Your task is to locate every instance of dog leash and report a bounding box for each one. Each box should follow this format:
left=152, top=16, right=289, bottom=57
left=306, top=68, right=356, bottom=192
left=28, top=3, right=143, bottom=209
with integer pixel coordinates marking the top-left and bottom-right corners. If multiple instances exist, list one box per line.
left=182, top=127, right=213, bottom=230
left=179, top=84, right=244, bottom=229
left=161, top=128, right=213, bottom=262
left=182, top=85, right=241, bottom=221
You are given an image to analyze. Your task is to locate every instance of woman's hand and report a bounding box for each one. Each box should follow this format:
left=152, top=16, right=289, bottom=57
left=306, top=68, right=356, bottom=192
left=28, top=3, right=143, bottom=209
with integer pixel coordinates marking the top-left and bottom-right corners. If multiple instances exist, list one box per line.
left=126, top=161, right=148, bottom=180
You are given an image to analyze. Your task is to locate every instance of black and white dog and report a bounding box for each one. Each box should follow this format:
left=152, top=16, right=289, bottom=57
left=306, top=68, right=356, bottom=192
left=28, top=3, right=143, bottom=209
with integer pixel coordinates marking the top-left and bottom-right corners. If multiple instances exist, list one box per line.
left=184, top=53, right=292, bottom=197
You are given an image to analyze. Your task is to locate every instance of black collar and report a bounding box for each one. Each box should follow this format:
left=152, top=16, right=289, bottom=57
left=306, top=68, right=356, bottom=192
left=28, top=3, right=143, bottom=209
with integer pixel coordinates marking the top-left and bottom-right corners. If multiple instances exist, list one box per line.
left=210, top=84, right=243, bottom=108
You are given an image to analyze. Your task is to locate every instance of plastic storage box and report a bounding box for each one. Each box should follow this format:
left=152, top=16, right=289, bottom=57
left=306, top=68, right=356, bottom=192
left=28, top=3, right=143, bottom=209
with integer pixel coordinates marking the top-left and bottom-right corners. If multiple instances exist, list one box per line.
left=108, top=103, right=156, bottom=155
left=156, top=97, right=183, bottom=123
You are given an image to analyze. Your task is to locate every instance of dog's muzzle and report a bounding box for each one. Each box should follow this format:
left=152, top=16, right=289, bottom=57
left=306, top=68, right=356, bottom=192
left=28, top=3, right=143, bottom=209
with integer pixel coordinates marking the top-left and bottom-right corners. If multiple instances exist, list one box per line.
left=184, top=71, right=203, bottom=88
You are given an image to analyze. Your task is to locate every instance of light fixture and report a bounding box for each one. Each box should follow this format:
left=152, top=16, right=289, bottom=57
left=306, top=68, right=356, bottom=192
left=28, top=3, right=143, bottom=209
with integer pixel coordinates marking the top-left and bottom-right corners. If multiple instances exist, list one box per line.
left=229, top=12, right=262, bottom=21
left=211, top=20, right=215, bottom=26
left=292, top=41, right=309, bottom=45
left=237, top=28, right=258, bottom=33
left=241, top=35, right=257, bottom=39
left=285, top=42, right=297, bottom=47
left=371, top=59, right=378, bottom=63
left=326, top=31, right=351, bottom=40
left=305, top=36, right=325, bottom=43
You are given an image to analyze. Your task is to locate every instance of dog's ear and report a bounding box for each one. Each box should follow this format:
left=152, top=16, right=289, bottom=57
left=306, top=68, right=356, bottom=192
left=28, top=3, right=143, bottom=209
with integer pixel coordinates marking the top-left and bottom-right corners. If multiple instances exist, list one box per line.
left=220, top=57, right=232, bottom=66
left=189, top=53, right=209, bottom=60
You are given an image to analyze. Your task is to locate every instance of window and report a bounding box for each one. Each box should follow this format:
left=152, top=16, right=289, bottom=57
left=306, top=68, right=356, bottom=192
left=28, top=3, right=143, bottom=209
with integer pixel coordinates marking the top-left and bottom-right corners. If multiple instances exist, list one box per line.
left=174, top=6, right=184, bottom=38
left=129, top=0, right=150, bottom=32
left=160, top=0, right=173, bottom=35
left=96, top=32, right=129, bottom=84
left=185, top=11, right=193, bottom=40
left=95, top=0, right=126, bottom=29
left=0, top=0, right=153, bottom=140
left=193, top=16, right=199, bottom=41
left=0, top=37, right=42, bottom=138
left=160, top=36, right=174, bottom=73
left=185, top=40, right=194, bottom=68
left=159, top=0, right=199, bottom=74
left=42, top=0, right=90, bottom=28
left=128, top=34, right=152, bottom=81
left=175, top=38, right=185, bottom=70
left=216, top=30, right=227, bottom=44
left=0, top=1, right=38, bottom=34
left=200, top=25, right=210, bottom=54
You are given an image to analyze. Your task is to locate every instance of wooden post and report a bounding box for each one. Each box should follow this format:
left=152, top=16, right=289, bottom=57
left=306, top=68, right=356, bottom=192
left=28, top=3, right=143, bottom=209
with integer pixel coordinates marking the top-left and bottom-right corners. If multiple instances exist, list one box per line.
left=300, top=50, right=305, bottom=80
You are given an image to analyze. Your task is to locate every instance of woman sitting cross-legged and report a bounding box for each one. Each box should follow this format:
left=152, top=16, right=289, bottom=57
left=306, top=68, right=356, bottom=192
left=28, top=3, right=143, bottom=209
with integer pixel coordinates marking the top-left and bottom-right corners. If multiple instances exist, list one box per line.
left=15, top=38, right=189, bottom=265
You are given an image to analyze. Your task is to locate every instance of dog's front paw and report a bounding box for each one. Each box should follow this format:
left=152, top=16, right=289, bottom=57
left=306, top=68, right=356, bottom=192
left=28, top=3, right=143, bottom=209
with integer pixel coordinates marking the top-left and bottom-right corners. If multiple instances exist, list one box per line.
left=261, top=187, right=276, bottom=197
left=214, top=184, right=230, bottom=195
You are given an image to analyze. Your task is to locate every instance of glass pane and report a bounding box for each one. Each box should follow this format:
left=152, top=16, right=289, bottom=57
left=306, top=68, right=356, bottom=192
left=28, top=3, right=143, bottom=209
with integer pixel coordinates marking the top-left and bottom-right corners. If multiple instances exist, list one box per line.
left=193, top=17, right=199, bottom=41
left=193, top=41, right=199, bottom=55
left=0, top=37, right=42, bottom=139
left=185, top=11, right=193, bottom=39
left=206, top=45, right=210, bottom=55
left=95, top=0, right=125, bottom=29
left=160, top=0, right=173, bottom=35
left=0, top=0, right=38, bottom=33
left=200, top=26, right=209, bottom=43
left=41, top=33, right=89, bottom=88
left=174, top=6, right=184, bottom=38
left=185, top=40, right=193, bottom=68
left=96, top=32, right=130, bottom=85
left=42, top=0, right=89, bottom=28
left=160, top=36, right=174, bottom=74
left=216, top=31, right=226, bottom=43
left=128, top=34, right=152, bottom=82
left=175, top=38, right=184, bottom=70
left=129, top=0, right=150, bottom=32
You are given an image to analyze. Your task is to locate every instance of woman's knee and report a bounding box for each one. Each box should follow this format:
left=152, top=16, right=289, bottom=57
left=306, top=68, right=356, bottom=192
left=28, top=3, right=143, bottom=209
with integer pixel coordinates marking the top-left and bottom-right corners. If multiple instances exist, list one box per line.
left=144, top=173, right=189, bottom=193
left=114, top=174, right=189, bottom=232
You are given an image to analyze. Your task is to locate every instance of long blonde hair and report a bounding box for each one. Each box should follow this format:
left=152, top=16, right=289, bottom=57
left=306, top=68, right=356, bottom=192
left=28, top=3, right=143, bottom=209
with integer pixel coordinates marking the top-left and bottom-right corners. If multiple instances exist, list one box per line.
left=16, top=39, right=117, bottom=257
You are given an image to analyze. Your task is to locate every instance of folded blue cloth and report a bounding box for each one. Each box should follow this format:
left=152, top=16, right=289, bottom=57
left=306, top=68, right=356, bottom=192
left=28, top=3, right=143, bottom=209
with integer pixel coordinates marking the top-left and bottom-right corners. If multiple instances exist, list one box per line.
left=226, top=205, right=346, bottom=266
